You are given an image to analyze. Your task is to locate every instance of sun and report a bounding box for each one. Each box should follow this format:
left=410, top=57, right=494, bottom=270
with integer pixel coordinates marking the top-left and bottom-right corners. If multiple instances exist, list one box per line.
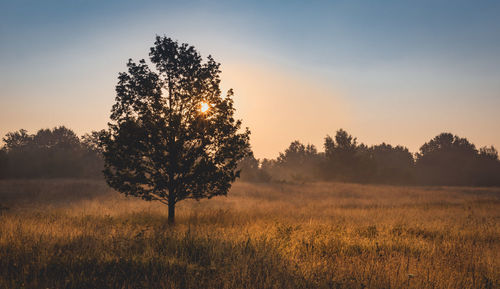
left=200, top=101, right=210, bottom=113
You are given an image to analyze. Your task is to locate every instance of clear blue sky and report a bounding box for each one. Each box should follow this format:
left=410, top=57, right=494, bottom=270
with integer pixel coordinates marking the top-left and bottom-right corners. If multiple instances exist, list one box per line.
left=1, top=0, right=499, bottom=158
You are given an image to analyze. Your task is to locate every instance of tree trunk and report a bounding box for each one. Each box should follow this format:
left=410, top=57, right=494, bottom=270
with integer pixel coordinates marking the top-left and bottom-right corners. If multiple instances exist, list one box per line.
left=168, top=201, right=176, bottom=224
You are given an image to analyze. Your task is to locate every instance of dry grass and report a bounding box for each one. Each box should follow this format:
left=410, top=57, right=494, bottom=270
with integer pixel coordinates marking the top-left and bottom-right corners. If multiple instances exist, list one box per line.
left=0, top=179, right=499, bottom=289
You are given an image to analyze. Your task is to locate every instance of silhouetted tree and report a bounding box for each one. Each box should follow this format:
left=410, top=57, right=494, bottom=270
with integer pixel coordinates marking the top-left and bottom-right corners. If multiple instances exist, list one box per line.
left=33, top=127, right=83, bottom=177
left=479, top=146, right=498, bottom=160
left=324, top=130, right=357, bottom=165
left=369, top=143, right=414, bottom=184
left=80, top=131, right=105, bottom=177
left=0, top=126, right=102, bottom=178
left=473, top=146, right=500, bottom=186
left=260, top=158, right=277, bottom=178
left=34, top=127, right=80, bottom=150
left=273, top=141, right=321, bottom=181
left=99, top=36, right=250, bottom=224
left=1, top=129, right=32, bottom=177
left=238, top=152, right=271, bottom=182
left=2, top=129, right=32, bottom=151
left=277, top=141, right=308, bottom=165
left=416, top=133, right=478, bottom=185
left=0, top=149, right=7, bottom=178
left=324, top=129, right=370, bottom=181
left=82, top=131, right=105, bottom=154
left=333, top=129, right=358, bottom=154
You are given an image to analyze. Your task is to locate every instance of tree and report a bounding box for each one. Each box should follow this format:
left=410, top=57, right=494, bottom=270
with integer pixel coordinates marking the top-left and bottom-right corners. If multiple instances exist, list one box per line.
left=277, top=141, right=308, bottom=166
left=415, top=133, right=478, bottom=185
left=478, top=146, right=498, bottom=161
left=369, top=143, right=414, bottom=184
left=0, top=126, right=99, bottom=178
left=80, top=131, right=105, bottom=178
left=99, top=36, right=250, bottom=224
left=32, top=126, right=83, bottom=177
left=274, top=141, right=321, bottom=182
left=324, top=129, right=358, bottom=164
left=0, top=148, right=7, bottom=179
left=475, top=146, right=500, bottom=186
left=238, top=152, right=271, bottom=182
left=323, top=129, right=363, bottom=181
left=2, top=129, right=32, bottom=151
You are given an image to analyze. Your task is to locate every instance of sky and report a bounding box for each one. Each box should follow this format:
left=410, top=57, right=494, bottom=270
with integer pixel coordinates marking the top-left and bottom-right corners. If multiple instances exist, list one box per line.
left=1, top=0, right=499, bottom=159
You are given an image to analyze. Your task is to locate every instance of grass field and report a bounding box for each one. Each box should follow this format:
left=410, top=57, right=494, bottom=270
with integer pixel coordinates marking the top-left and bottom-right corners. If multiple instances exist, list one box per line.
left=0, top=179, right=499, bottom=289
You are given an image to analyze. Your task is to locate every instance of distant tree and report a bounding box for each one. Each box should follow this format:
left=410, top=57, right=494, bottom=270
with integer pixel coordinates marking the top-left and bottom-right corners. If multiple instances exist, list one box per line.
left=277, top=141, right=308, bottom=166
left=2, top=129, right=32, bottom=151
left=0, top=149, right=7, bottom=178
left=417, top=133, right=477, bottom=158
left=416, top=133, right=478, bottom=185
left=33, top=127, right=83, bottom=177
left=324, top=135, right=335, bottom=157
left=275, top=141, right=321, bottom=181
left=82, top=131, right=105, bottom=154
left=474, top=146, right=500, bottom=186
left=80, top=131, right=105, bottom=178
left=324, top=129, right=358, bottom=164
left=369, top=143, right=414, bottom=184
left=1, top=129, right=33, bottom=178
left=260, top=158, right=277, bottom=176
left=306, top=144, right=318, bottom=156
left=0, top=127, right=103, bottom=179
left=33, top=127, right=80, bottom=150
left=238, top=152, right=271, bottom=182
left=479, top=146, right=498, bottom=161
left=99, top=36, right=250, bottom=224
left=333, top=129, right=358, bottom=154
left=324, top=129, right=368, bottom=181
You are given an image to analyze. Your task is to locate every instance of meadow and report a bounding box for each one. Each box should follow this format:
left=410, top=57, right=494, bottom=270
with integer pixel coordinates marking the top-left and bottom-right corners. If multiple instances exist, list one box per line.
left=0, top=179, right=498, bottom=289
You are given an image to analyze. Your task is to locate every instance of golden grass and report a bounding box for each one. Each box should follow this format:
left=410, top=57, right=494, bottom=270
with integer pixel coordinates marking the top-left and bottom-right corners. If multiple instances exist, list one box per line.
left=0, top=179, right=499, bottom=288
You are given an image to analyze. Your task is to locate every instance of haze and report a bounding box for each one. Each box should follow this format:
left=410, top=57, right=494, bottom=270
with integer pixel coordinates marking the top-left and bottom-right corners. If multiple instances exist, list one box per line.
left=1, top=0, right=499, bottom=158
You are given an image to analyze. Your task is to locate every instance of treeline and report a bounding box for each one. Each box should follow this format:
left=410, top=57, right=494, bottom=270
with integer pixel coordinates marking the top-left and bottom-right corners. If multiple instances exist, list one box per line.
left=0, top=127, right=102, bottom=178
left=1, top=127, right=500, bottom=186
left=239, top=129, right=500, bottom=186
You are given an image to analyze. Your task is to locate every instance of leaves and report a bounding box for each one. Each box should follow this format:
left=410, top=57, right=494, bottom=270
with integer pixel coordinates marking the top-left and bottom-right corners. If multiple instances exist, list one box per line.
left=100, top=36, right=250, bottom=212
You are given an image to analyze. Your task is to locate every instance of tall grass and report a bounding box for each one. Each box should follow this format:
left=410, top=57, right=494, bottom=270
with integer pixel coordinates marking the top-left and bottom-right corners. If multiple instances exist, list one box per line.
left=0, top=179, right=498, bottom=288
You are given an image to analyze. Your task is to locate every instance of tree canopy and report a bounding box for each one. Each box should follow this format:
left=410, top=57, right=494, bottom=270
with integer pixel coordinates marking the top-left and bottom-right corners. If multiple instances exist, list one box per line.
left=0, top=126, right=101, bottom=178
left=414, top=133, right=500, bottom=185
left=99, top=36, right=250, bottom=223
left=1, top=126, right=499, bottom=186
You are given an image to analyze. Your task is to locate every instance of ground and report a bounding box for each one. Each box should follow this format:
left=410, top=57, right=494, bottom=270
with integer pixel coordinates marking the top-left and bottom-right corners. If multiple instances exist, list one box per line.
left=0, top=179, right=499, bottom=288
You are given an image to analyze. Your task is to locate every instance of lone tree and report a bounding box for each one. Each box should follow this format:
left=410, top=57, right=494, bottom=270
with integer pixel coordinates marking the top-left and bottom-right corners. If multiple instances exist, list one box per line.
left=100, top=36, right=250, bottom=224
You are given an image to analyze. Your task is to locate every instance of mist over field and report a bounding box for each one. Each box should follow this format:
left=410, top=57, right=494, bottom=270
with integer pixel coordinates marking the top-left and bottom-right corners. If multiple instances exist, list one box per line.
left=1, top=179, right=499, bottom=288
left=1, top=127, right=498, bottom=288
